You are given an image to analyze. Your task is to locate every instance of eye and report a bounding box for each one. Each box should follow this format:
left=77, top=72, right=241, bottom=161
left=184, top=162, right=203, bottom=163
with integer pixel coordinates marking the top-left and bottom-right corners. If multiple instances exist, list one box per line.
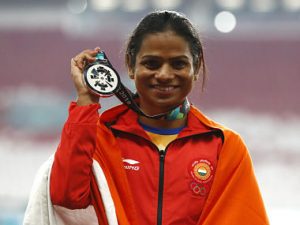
left=141, top=59, right=161, bottom=70
left=171, top=60, right=188, bottom=70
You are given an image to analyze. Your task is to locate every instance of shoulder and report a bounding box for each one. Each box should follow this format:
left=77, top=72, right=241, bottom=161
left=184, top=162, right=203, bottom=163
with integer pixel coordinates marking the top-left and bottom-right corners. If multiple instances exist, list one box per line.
left=99, top=104, right=129, bottom=124
left=190, top=105, right=246, bottom=149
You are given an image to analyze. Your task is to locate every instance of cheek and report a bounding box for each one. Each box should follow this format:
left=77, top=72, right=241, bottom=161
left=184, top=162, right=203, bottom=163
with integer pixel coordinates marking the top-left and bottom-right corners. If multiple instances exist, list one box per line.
left=184, top=76, right=196, bottom=93
left=133, top=74, right=146, bottom=91
left=133, top=68, right=150, bottom=82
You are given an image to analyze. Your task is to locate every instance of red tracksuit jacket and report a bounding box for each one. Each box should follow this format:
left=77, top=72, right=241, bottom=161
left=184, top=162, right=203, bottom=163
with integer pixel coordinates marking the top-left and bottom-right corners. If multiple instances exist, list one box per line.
left=50, top=102, right=269, bottom=225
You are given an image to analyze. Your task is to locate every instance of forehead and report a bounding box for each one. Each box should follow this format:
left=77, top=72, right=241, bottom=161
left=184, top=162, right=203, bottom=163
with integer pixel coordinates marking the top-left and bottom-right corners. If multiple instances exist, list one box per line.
left=137, top=30, right=192, bottom=58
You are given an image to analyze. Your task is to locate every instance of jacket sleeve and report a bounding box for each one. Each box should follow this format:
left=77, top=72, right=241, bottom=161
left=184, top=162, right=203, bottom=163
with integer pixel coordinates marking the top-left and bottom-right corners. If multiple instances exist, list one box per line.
left=199, top=131, right=269, bottom=225
left=50, top=102, right=100, bottom=209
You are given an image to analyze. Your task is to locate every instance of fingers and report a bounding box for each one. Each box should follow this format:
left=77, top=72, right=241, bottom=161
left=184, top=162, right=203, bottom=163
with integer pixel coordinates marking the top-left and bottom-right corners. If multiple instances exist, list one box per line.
left=71, top=47, right=101, bottom=70
left=94, top=46, right=100, bottom=52
left=70, top=47, right=101, bottom=96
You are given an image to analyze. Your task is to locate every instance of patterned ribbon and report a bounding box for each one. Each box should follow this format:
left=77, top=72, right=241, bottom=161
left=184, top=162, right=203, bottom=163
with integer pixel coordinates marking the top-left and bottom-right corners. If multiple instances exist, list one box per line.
left=83, top=51, right=190, bottom=120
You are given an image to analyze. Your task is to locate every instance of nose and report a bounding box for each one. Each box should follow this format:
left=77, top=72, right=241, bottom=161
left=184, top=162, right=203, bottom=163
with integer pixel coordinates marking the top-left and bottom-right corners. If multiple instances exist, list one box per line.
left=154, top=64, right=174, bottom=82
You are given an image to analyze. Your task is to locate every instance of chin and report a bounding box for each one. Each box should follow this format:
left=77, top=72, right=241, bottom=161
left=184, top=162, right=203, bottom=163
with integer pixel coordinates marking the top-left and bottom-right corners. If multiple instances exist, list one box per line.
left=139, top=94, right=186, bottom=113
left=153, top=100, right=183, bottom=111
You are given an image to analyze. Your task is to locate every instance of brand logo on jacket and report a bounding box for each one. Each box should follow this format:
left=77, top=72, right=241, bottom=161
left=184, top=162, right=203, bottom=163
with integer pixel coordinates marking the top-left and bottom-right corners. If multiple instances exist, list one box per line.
left=190, top=159, right=213, bottom=183
left=123, top=158, right=140, bottom=171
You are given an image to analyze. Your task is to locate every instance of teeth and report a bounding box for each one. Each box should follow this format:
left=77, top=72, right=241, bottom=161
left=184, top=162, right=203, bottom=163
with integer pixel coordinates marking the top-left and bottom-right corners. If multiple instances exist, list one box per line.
left=155, top=86, right=174, bottom=91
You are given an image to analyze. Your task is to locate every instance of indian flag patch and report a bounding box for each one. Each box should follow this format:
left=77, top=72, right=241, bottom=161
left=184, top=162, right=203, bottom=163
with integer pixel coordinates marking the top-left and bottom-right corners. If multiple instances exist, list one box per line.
left=190, top=159, right=213, bottom=183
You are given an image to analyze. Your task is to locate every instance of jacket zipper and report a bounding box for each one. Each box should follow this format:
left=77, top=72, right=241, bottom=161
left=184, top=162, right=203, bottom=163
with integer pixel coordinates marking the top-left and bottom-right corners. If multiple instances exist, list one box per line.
left=110, top=128, right=223, bottom=224
left=157, top=150, right=165, bottom=225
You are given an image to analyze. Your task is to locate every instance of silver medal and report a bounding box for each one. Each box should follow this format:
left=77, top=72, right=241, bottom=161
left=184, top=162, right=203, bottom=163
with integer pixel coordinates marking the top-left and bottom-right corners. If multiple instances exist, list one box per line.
left=84, top=63, right=119, bottom=97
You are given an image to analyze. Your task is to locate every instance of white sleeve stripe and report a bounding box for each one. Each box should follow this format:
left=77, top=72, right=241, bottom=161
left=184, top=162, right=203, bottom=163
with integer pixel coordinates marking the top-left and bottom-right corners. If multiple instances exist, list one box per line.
left=92, top=160, right=118, bottom=225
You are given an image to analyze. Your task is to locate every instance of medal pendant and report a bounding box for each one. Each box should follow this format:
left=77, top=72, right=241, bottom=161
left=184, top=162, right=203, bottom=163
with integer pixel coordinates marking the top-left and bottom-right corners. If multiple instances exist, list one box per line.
left=83, top=62, right=120, bottom=97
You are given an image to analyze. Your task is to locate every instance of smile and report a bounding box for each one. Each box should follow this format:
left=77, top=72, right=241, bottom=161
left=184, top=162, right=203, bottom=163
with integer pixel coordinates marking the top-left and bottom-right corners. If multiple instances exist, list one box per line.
left=153, top=85, right=177, bottom=92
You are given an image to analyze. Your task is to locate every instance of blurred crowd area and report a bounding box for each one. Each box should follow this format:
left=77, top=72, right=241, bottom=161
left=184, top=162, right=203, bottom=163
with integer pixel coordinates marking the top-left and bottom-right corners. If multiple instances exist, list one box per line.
left=1, top=0, right=300, bottom=224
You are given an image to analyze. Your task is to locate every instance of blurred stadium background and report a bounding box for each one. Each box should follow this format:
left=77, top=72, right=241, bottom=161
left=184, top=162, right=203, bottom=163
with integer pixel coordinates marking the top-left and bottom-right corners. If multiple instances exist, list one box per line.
left=0, top=0, right=300, bottom=224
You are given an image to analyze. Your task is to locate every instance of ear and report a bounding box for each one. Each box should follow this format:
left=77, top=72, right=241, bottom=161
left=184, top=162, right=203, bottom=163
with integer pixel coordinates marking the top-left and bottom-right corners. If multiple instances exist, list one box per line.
left=128, top=67, right=135, bottom=79
left=193, top=59, right=201, bottom=81
left=193, top=74, right=199, bottom=81
left=126, top=54, right=135, bottom=79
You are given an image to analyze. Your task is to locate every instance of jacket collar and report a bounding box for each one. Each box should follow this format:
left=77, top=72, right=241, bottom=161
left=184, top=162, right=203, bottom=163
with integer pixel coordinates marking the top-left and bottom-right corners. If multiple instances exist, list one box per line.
left=100, top=104, right=223, bottom=140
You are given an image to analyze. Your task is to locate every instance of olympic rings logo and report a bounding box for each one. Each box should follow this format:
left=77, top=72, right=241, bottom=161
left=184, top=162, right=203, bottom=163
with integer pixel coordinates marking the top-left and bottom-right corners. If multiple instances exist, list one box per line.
left=190, top=181, right=206, bottom=196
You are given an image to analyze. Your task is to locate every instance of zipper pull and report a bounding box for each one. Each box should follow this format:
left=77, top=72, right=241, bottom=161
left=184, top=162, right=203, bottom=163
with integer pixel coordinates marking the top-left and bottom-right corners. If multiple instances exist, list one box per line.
left=159, top=150, right=165, bottom=159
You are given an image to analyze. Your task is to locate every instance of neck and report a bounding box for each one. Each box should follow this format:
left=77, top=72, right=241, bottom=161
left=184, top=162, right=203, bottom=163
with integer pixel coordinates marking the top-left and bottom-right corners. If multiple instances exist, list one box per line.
left=139, top=114, right=188, bottom=129
left=138, top=99, right=190, bottom=128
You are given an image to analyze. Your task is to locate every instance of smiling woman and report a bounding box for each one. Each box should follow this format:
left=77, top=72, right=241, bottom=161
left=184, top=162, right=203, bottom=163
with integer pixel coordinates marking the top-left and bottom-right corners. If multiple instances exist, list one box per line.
left=24, top=10, right=269, bottom=225
left=130, top=30, right=196, bottom=118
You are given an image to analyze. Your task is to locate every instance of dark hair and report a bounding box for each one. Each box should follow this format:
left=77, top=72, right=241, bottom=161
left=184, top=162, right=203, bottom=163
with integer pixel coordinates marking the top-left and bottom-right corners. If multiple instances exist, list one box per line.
left=125, top=10, right=207, bottom=89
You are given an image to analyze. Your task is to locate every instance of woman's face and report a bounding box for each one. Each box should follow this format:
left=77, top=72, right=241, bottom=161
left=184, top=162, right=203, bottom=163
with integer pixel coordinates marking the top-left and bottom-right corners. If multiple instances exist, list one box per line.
left=129, top=30, right=198, bottom=115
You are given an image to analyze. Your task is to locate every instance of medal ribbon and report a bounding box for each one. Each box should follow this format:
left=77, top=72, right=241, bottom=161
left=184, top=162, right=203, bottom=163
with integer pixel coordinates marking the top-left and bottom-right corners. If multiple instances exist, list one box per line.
left=86, top=51, right=190, bottom=120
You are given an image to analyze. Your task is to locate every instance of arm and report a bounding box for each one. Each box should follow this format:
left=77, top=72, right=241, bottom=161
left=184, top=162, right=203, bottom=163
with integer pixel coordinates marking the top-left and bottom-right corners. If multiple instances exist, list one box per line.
left=50, top=102, right=100, bottom=209
left=50, top=48, right=102, bottom=209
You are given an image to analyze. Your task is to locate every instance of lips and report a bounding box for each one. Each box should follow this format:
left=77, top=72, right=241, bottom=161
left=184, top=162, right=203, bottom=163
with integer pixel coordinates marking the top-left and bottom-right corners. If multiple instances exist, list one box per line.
left=152, top=85, right=177, bottom=92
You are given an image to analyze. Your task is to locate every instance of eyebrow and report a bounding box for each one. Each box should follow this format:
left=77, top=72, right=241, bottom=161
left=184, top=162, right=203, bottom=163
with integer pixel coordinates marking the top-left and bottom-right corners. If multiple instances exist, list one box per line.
left=141, top=55, right=190, bottom=60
